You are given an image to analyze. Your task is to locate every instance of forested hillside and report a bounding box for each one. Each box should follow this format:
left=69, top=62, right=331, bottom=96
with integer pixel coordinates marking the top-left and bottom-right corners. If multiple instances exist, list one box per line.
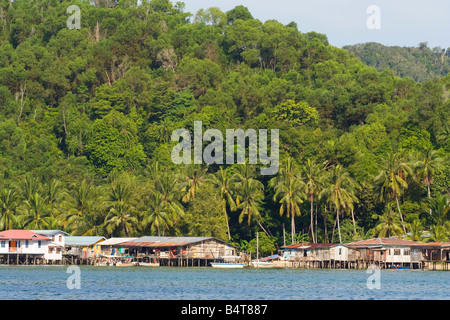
left=0, top=0, right=448, bottom=253
left=344, top=42, right=450, bottom=82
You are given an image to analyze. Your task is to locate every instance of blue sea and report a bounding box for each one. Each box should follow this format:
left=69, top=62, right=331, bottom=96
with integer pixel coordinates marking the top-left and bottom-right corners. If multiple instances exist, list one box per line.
left=0, top=266, right=448, bottom=300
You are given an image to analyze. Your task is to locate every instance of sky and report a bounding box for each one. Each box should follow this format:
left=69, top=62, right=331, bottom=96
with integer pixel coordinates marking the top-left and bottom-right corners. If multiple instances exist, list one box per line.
left=181, top=0, right=450, bottom=49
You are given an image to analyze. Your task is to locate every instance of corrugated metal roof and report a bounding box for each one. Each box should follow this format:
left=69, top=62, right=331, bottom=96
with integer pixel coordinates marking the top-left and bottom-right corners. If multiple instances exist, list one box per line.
left=412, top=242, right=450, bottom=247
left=346, top=238, right=420, bottom=247
left=65, top=236, right=106, bottom=247
left=99, top=237, right=137, bottom=246
left=282, top=243, right=338, bottom=249
left=30, top=230, right=69, bottom=236
left=0, top=229, right=51, bottom=240
left=118, top=236, right=225, bottom=248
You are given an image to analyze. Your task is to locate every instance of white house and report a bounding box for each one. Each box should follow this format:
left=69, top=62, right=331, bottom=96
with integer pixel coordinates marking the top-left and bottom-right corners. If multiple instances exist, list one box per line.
left=0, top=229, right=60, bottom=262
left=30, top=230, right=68, bottom=260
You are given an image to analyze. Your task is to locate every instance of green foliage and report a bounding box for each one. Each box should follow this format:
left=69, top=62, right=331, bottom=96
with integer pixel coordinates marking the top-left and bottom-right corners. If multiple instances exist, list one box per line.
left=0, top=0, right=448, bottom=251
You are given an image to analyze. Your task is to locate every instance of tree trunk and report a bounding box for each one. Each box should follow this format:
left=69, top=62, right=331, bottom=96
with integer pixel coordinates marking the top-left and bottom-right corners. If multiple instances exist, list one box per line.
left=310, top=200, right=316, bottom=243
left=324, top=206, right=329, bottom=243
left=427, top=184, right=432, bottom=216
left=336, top=209, right=342, bottom=244
left=351, top=209, right=357, bottom=236
left=395, top=196, right=407, bottom=234
left=291, top=208, right=295, bottom=245
left=223, top=200, right=231, bottom=240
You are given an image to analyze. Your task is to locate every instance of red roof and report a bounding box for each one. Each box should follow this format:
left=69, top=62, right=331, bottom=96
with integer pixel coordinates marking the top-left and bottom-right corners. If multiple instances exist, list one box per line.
left=0, top=229, right=51, bottom=241
left=346, top=238, right=420, bottom=247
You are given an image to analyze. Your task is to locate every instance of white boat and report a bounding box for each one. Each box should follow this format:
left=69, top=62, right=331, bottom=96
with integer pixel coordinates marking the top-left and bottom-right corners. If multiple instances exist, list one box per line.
left=211, top=255, right=244, bottom=268
left=251, top=260, right=275, bottom=268
left=137, top=262, right=160, bottom=267
left=211, top=262, right=244, bottom=268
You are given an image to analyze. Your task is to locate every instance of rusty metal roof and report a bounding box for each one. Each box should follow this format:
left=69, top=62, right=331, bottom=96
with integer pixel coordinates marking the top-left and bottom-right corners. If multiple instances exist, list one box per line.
left=346, top=238, right=420, bottom=247
left=281, top=243, right=338, bottom=249
left=117, top=236, right=230, bottom=248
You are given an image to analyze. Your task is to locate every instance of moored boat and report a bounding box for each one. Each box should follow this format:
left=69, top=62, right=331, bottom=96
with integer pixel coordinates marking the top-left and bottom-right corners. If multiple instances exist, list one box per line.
left=210, top=262, right=244, bottom=268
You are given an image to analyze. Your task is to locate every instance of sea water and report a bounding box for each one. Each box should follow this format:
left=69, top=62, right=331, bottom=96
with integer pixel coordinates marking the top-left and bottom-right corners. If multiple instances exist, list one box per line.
left=0, top=266, right=448, bottom=300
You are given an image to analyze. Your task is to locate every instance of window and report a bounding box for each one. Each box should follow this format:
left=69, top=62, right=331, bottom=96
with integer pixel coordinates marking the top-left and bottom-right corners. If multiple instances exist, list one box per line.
left=59, top=236, right=62, bottom=242
left=48, top=248, right=52, bottom=254
left=1, top=241, right=5, bottom=248
left=404, top=249, right=410, bottom=256
left=394, top=249, right=401, bottom=255
left=25, top=240, right=29, bottom=248
left=38, top=241, right=41, bottom=248
left=339, top=248, right=342, bottom=255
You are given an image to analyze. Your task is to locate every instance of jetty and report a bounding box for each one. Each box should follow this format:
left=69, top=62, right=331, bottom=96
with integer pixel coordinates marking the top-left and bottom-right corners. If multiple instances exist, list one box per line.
left=1, top=229, right=449, bottom=270
left=278, top=238, right=450, bottom=270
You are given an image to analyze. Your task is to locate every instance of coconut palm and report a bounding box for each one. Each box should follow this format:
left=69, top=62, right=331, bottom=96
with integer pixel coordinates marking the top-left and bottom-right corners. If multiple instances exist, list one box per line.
left=270, top=157, right=305, bottom=244
left=302, top=158, right=324, bottom=243
left=374, top=205, right=404, bottom=238
left=319, top=164, right=358, bottom=243
left=232, top=164, right=268, bottom=235
left=234, top=177, right=268, bottom=235
left=206, top=167, right=236, bottom=240
left=426, top=195, right=450, bottom=225
left=181, top=164, right=208, bottom=203
left=143, top=192, right=173, bottom=236
left=62, top=181, right=97, bottom=235
left=20, top=174, right=41, bottom=203
left=407, top=219, right=424, bottom=242
left=0, top=188, right=19, bottom=229
left=154, top=172, right=185, bottom=224
left=413, top=148, right=443, bottom=215
left=18, top=193, right=51, bottom=229
left=374, top=151, right=412, bottom=234
left=428, top=224, right=449, bottom=243
left=104, top=183, right=138, bottom=237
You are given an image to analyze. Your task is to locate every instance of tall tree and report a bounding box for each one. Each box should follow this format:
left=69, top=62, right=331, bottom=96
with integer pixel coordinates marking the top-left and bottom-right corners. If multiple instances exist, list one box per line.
left=302, top=158, right=324, bottom=243
left=0, top=188, right=19, bottom=229
left=413, top=148, right=443, bottom=215
left=206, top=167, right=236, bottom=240
left=320, top=165, right=358, bottom=243
left=374, top=152, right=412, bottom=234
left=270, top=157, right=305, bottom=244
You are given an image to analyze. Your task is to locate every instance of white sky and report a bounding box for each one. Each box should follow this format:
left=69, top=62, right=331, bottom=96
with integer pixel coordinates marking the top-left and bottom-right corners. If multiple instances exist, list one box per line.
left=181, top=0, right=450, bottom=49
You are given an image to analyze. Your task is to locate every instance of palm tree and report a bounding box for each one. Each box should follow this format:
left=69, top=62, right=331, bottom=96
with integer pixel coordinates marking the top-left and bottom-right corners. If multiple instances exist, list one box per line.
left=270, top=157, right=305, bottom=244
left=206, top=167, right=236, bottom=240
left=181, top=164, right=207, bottom=203
left=232, top=164, right=268, bottom=236
left=414, top=148, right=443, bottom=215
left=143, top=192, right=173, bottom=236
left=62, top=181, right=96, bottom=235
left=407, top=219, right=424, bottom=242
left=18, top=193, right=51, bottom=229
left=43, top=179, right=65, bottom=222
left=104, top=183, right=138, bottom=237
left=20, top=174, right=41, bottom=203
left=0, top=188, right=19, bottom=229
left=154, top=172, right=185, bottom=225
left=428, top=224, right=448, bottom=243
left=302, top=158, right=324, bottom=243
left=426, top=195, right=450, bottom=225
left=374, top=205, right=404, bottom=238
left=374, top=151, right=412, bottom=234
left=234, top=177, right=268, bottom=236
left=319, top=164, right=358, bottom=243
